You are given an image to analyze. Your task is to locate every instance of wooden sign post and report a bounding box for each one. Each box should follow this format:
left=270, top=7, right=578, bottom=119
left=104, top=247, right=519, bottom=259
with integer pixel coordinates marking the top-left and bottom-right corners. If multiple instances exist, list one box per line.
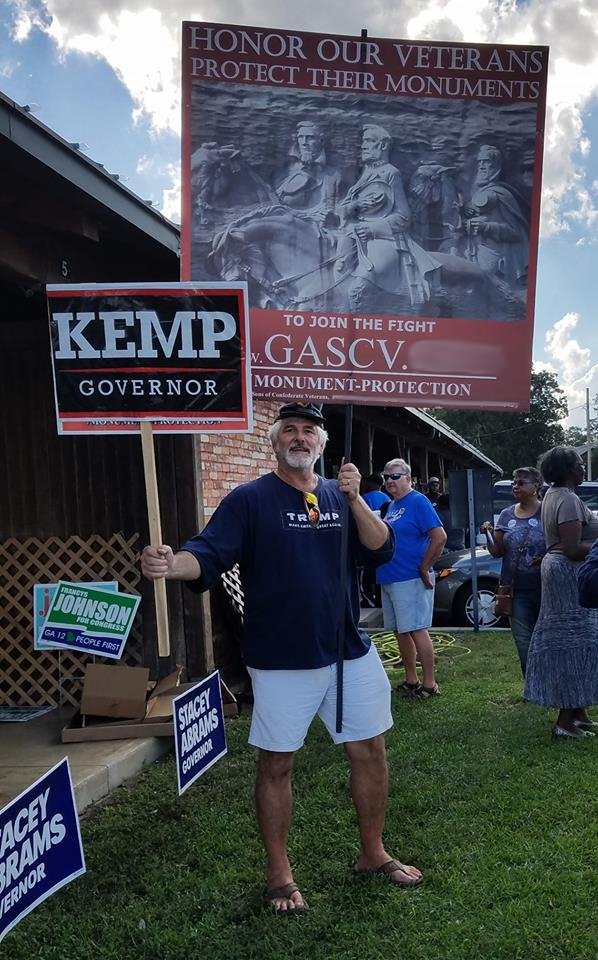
left=141, top=422, right=170, bottom=658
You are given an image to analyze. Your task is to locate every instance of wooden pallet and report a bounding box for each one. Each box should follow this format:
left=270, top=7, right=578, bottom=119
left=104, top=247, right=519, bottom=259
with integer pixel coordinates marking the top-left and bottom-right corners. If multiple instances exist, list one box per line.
left=0, top=533, right=143, bottom=706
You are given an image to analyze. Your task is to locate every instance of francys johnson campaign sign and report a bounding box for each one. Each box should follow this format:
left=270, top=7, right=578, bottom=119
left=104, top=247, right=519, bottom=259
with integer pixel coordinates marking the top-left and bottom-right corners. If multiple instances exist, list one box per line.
left=181, top=22, right=548, bottom=411
left=46, top=281, right=251, bottom=434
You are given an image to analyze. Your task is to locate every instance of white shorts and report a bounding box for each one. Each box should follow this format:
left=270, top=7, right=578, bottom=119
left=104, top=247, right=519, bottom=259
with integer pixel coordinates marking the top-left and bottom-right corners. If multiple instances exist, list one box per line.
left=247, top=644, right=392, bottom=752
left=381, top=575, right=435, bottom=633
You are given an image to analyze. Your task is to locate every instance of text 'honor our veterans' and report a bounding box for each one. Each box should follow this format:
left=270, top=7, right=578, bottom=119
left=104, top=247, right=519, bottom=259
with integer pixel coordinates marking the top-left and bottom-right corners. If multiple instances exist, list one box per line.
left=187, top=25, right=546, bottom=101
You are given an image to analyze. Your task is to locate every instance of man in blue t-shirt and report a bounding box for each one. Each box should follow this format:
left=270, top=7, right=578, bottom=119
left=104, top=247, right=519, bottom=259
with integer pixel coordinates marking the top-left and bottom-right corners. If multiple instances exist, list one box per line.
left=377, top=458, right=446, bottom=699
left=142, top=403, right=423, bottom=914
left=360, top=473, right=391, bottom=606
left=361, top=472, right=392, bottom=515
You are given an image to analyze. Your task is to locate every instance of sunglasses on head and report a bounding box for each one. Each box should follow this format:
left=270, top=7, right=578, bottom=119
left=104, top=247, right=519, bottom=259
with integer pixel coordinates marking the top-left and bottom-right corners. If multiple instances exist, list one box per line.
left=383, top=472, right=406, bottom=481
left=304, top=491, right=320, bottom=527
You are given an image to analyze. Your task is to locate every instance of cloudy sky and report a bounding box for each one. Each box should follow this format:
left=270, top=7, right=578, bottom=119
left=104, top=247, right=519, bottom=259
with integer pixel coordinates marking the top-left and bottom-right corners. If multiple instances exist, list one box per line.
left=1, top=0, right=597, bottom=426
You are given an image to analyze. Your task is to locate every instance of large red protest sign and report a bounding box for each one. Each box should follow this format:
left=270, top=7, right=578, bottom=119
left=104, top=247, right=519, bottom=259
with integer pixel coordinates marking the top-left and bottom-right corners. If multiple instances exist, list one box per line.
left=181, top=23, right=548, bottom=411
left=46, top=282, right=252, bottom=433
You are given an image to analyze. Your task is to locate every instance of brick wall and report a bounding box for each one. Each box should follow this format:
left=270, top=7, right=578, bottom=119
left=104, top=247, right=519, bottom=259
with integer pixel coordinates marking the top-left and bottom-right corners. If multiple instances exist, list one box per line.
left=199, top=399, right=279, bottom=516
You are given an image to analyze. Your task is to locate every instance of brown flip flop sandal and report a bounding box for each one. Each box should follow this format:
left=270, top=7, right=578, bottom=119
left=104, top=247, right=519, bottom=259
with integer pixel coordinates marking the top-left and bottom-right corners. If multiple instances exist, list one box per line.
left=264, top=881, right=308, bottom=914
left=354, top=858, right=423, bottom=887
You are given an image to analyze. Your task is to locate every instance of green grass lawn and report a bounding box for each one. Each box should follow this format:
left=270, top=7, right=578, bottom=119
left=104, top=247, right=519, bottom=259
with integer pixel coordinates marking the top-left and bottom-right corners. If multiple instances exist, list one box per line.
left=6, top=631, right=598, bottom=960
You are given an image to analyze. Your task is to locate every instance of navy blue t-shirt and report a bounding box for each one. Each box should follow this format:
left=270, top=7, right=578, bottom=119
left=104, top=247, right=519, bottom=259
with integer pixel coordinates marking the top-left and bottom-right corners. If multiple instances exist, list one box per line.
left=181, top=472, right=394, bottom=669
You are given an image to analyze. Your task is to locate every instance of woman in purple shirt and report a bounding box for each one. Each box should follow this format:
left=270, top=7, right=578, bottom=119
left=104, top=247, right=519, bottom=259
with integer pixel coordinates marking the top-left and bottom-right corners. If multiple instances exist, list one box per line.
left=481, top=467, right=545, bottom=675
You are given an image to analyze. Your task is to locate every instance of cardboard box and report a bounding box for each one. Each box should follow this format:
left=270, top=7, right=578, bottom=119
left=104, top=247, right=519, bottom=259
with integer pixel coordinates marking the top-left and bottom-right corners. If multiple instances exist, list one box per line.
left=80, top=664, right=150, bottom=719
left=61, top=665, right=238, bottom=743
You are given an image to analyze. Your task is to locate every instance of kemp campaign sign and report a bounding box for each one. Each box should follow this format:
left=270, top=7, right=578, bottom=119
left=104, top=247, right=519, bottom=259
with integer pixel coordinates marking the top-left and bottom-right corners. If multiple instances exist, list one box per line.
left=0, top=758, right=85, bottom=943
left=182, top=23, right=548, bottom=412
left=47, top=281, right=251, bottom=433
left=39, top=582, right=140, bottom=659
left=173, top=671, right=227, bottom=795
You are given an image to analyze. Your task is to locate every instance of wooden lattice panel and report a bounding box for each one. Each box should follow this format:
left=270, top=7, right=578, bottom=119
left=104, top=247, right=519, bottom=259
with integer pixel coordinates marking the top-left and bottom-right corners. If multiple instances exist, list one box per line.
left=0, top=533, right=143, bottom=706
left=221, top=564, right=244, bottom=620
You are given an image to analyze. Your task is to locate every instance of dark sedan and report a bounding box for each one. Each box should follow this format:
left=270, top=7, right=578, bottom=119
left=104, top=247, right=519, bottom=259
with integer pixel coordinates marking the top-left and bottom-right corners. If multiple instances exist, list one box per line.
left=433, top=547, right=507, bottom=628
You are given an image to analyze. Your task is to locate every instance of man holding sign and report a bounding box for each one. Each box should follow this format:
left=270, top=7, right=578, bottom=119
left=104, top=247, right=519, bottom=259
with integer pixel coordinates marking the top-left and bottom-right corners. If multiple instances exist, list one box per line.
left=142, top=402, right=423, bottom=913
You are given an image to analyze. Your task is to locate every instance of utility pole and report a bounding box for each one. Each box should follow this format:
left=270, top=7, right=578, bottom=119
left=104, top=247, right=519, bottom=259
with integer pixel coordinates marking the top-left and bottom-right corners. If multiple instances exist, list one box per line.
left=586, top=387, right=592, bottom=481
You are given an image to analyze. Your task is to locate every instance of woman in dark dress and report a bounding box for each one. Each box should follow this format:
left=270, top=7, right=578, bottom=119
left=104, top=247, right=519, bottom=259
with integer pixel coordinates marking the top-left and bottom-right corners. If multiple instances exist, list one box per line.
left=524, top=446, right=598, bottom=738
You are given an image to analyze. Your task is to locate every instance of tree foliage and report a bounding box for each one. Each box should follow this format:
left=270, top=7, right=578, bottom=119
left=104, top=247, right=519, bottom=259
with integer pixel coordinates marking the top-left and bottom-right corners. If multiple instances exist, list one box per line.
left=563, top=424, right=588, bottom=447
left=563, top=404, right=598, bottom=476
left=430, top=371, right=567, bottom=475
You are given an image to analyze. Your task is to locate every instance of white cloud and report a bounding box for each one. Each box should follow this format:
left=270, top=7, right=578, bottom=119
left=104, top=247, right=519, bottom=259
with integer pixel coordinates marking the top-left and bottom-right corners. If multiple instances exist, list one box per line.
left=133, top=153, right=180, bottom=221
left=136, top=155, right=152, bottom=175
left=0, top=59, right=18, bottom=77
left=532, top=359, right=557, bottom=375
left=8, top=0, right=598, bottom=237
left=10, top=4, right=33, bottom=42
left=47, top=7, right=180, bottom=135
left=544, top=312, right=598, bottom=423
left=8, top=0, right=51, bottom=39
left=546, top=312, right=590, bottom=376
left=160, top=162, right=180, bottom=224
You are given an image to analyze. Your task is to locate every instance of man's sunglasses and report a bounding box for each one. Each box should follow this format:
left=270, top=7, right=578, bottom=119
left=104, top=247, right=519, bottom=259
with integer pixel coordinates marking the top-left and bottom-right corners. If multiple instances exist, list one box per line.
left=304, top=491, right=320, bottom=527
left=383, top=472, right=406, bottom=481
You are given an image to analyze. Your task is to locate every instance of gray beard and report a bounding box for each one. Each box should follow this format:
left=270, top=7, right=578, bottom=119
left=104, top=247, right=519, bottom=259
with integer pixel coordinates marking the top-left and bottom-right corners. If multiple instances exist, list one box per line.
left=475, top=171, right=498, bottom=188
left=298, top=147, right=320, bottom=164
left=283, top=449, right=318, bottom=469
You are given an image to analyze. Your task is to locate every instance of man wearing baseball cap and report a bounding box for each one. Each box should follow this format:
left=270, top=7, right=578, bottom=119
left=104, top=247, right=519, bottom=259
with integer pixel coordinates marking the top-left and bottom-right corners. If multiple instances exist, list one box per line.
left=426, top=476, right=441, bottom=507
left=142, top=401, right=423, bottom=914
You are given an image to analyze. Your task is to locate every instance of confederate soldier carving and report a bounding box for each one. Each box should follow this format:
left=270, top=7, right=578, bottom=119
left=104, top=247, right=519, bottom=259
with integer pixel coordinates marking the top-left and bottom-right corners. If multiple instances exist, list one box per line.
left=202, top=121, right=529, bottom=321
left=462, top=144, right=528, bottom=288
left=274, top=121, right=342, bottom=224
left=335, top=125, right=441, bottom=310
left=209, top=120, right=343, bottom=309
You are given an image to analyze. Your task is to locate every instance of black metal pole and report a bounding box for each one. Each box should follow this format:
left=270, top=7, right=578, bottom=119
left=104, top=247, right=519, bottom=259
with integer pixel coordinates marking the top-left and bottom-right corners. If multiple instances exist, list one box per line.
left=336, top=402, right=354, bottom=732
left=467, top=468, right=480, bottom=632
left=335, top=25, right=367, bottom=734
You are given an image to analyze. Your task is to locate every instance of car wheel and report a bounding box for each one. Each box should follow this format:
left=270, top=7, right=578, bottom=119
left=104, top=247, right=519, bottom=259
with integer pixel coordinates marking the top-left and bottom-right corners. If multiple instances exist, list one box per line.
left=453, top=577, right=505, bottom=628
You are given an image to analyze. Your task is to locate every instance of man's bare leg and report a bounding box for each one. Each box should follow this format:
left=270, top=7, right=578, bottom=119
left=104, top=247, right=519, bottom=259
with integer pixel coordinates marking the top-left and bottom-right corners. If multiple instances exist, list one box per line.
left=345, top=735, right=422, bottom=885
left=255, top=749, right=306, bottom=911
left=395, top=631, right=419, bottom=685
left=410, top=628, right=436, bottom=688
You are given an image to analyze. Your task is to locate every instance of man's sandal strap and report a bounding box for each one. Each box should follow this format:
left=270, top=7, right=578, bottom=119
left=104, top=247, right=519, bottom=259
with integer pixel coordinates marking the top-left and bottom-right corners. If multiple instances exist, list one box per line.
left=377, top=859, right=403, bottom=877
left=355, top=859, right=423, bottom=886
left=265, top=882, right=299, bottom=900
